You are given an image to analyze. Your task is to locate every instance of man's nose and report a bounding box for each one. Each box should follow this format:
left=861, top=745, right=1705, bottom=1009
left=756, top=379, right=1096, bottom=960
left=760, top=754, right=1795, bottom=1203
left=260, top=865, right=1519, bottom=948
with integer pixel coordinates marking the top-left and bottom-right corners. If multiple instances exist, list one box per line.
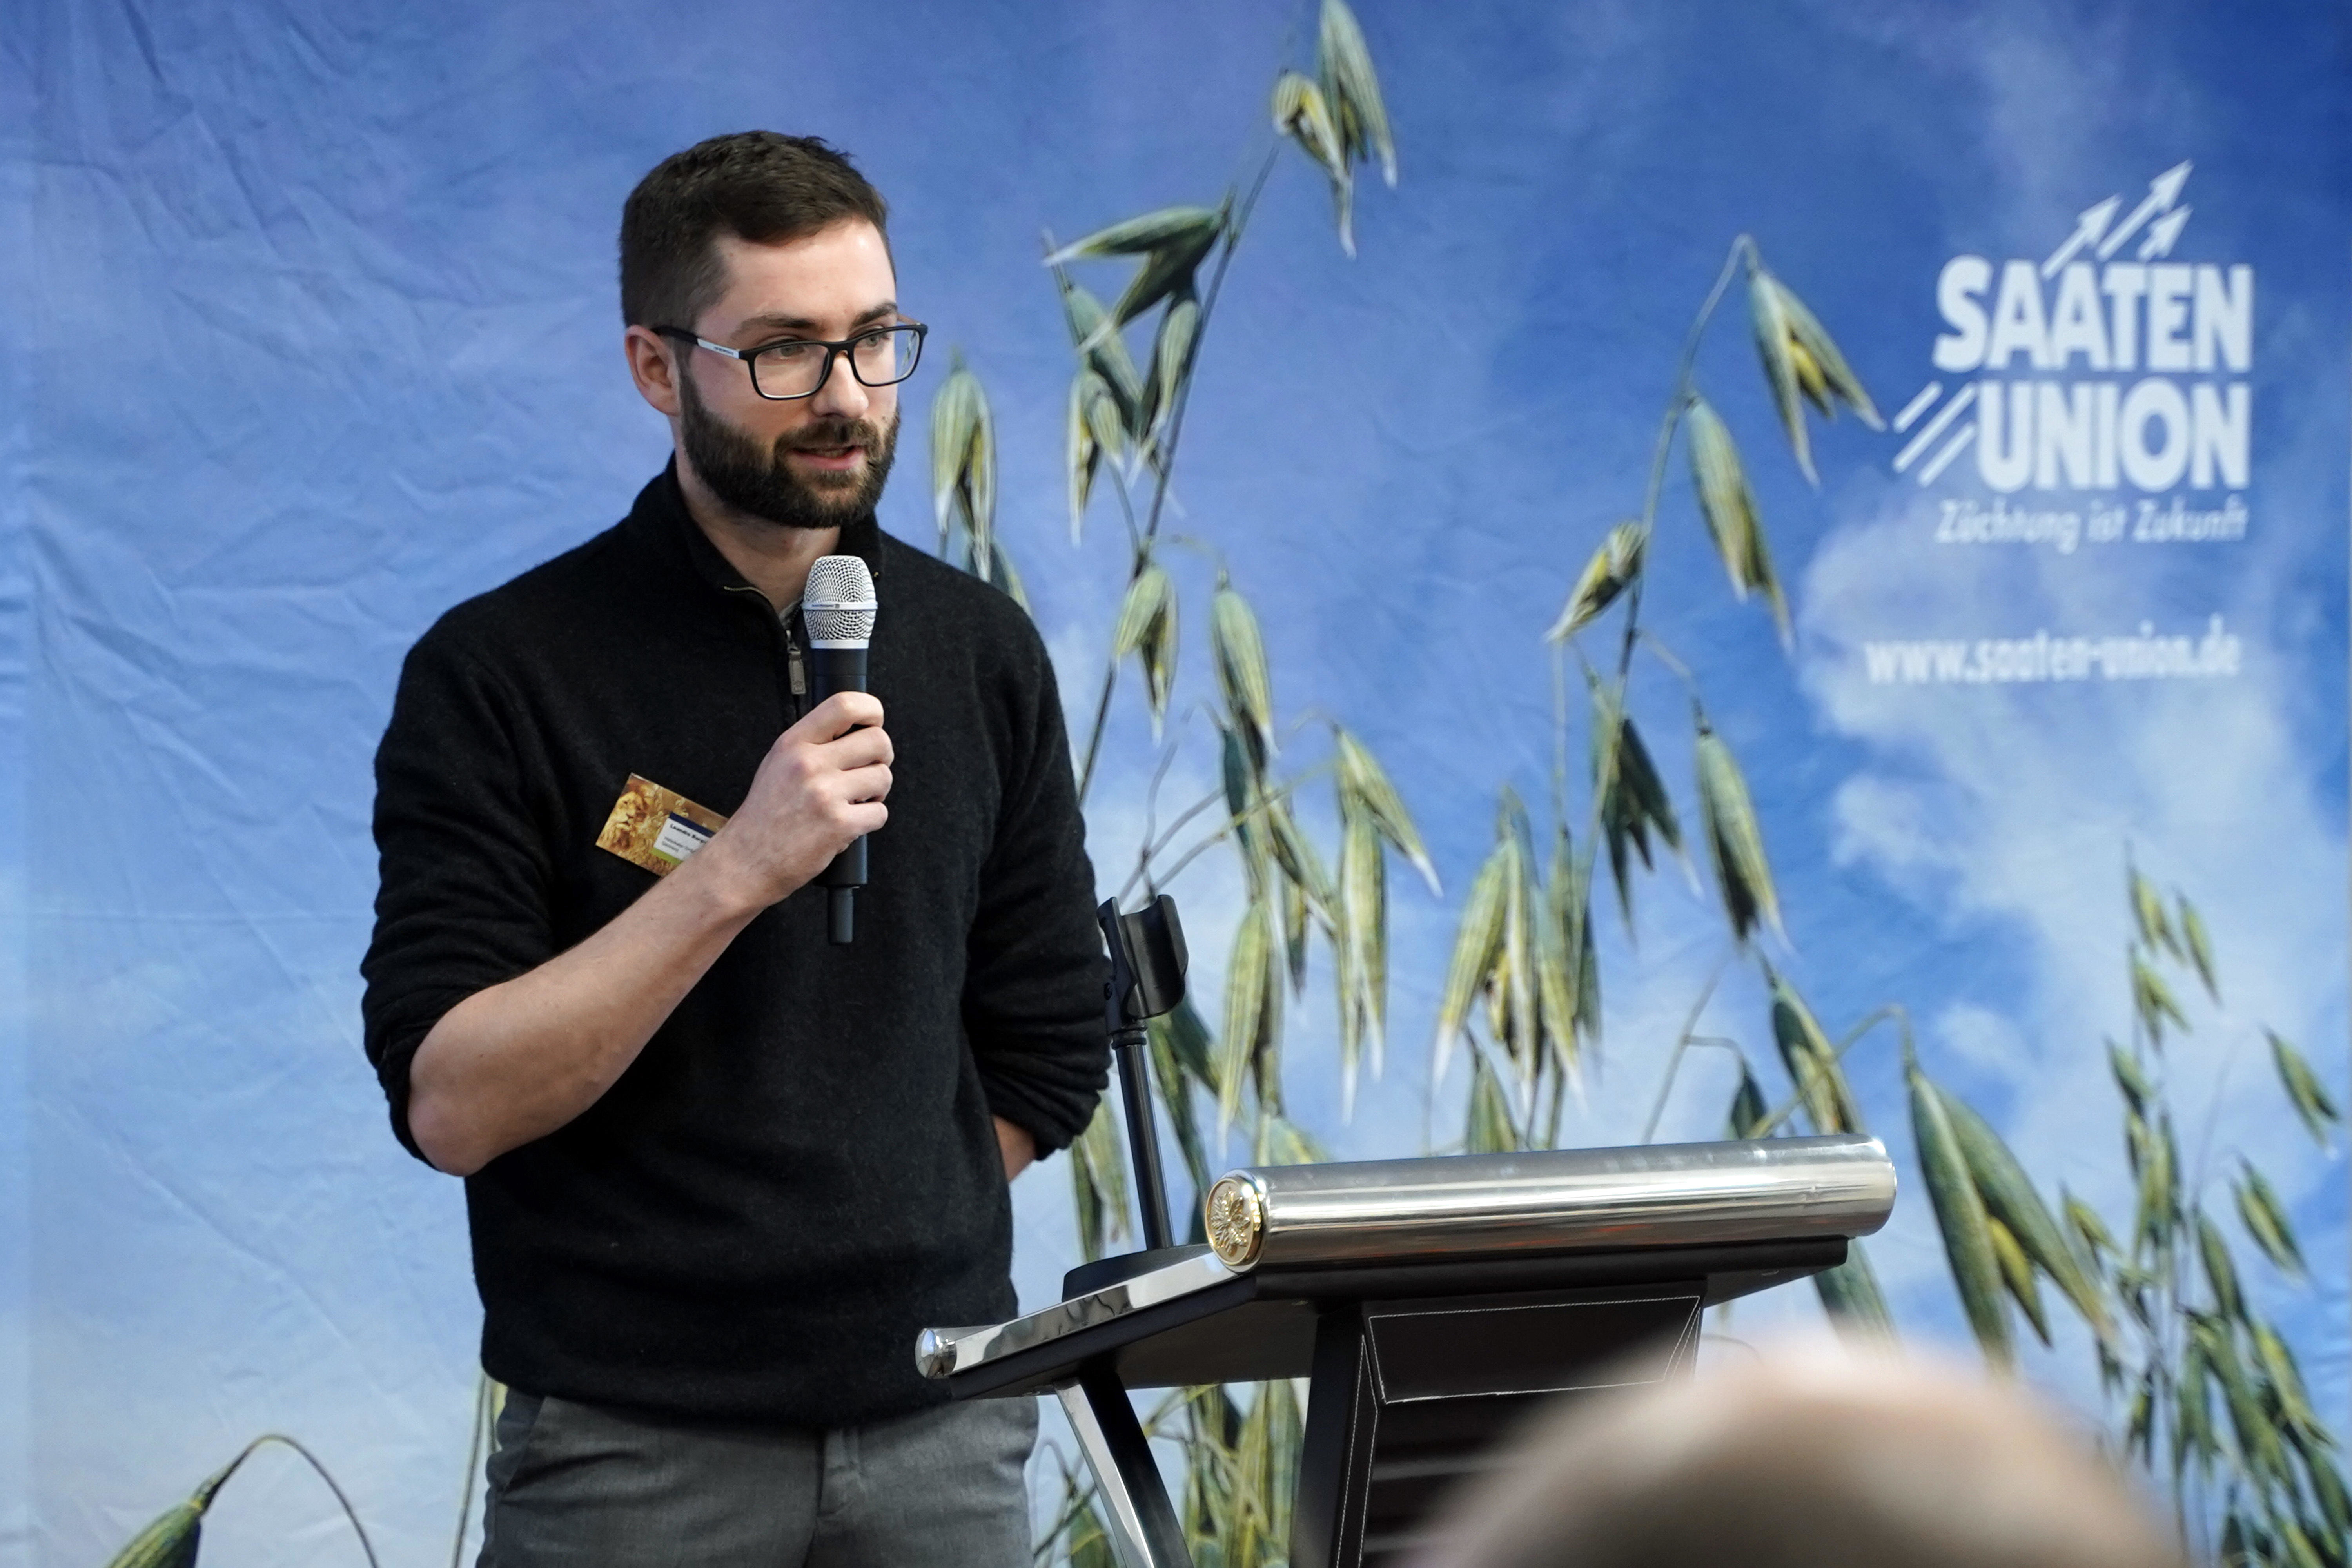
left=810, top=351, right=871, bottom=420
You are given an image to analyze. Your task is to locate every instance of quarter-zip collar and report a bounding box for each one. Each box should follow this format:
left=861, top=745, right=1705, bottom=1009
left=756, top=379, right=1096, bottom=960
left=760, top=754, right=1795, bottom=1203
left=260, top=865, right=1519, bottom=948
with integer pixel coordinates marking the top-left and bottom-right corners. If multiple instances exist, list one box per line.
left=626, top=457, right=886, bottom=613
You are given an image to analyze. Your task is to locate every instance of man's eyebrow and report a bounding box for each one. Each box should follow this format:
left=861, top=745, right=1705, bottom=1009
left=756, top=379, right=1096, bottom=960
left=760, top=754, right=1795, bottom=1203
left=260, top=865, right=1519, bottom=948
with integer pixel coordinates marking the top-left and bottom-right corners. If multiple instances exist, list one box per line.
left=734, top=301, right=900, bottom=337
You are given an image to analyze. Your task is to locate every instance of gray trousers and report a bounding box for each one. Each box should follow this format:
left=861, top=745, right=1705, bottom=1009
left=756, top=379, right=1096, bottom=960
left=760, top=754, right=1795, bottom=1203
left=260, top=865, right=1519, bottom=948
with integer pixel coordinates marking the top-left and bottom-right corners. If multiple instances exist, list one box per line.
left=477, top=1388, right=1038, bottom=1568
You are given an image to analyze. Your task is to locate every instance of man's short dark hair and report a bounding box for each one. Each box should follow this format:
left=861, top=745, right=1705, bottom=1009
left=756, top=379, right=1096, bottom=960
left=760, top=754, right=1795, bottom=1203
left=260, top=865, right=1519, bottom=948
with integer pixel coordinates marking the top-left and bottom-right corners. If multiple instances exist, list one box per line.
left=619, top=131, right=890, bottom=330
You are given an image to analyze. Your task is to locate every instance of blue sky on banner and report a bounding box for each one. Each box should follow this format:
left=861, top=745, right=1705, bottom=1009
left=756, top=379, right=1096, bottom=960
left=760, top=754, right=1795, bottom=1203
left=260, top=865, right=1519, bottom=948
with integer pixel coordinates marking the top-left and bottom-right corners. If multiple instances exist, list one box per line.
left=2, top=16, right=32, bottom=1568
left=12, top=0, right=2347, bottom=1563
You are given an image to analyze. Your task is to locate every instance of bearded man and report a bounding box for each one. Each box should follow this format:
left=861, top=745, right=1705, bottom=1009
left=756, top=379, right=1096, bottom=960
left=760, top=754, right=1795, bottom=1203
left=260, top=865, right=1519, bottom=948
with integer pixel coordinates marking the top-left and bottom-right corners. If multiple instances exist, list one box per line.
left=361, top=132, right=1107, bottom=1567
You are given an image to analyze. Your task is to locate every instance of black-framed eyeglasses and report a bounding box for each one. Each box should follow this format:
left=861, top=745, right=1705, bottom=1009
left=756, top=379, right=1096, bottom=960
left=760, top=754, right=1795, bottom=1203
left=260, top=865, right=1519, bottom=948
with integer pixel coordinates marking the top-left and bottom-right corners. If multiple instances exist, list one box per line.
left=654, top=321, right=928, bottom=401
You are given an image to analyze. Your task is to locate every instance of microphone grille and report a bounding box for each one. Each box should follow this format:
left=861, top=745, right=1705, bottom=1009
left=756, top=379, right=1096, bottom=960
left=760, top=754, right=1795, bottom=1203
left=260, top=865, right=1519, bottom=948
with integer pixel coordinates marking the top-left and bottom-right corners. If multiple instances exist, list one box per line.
left=802, top=555, right=877, bottom=645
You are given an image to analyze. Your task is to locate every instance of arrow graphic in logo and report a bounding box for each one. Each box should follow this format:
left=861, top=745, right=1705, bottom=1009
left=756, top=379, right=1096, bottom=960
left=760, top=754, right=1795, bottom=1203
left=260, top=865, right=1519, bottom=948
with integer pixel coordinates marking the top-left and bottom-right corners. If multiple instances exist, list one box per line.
left=2137, top=205, right=2192, bottom=261
left=2095, top=160, right=2193, bottom=260
left=2041, top=195, right=2122, bottom=278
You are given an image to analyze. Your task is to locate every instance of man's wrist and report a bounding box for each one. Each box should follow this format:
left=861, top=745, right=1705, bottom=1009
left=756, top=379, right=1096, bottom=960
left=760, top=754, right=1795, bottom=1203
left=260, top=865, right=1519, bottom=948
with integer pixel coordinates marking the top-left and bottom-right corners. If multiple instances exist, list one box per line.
left=668, top=833, right=782, bottom=926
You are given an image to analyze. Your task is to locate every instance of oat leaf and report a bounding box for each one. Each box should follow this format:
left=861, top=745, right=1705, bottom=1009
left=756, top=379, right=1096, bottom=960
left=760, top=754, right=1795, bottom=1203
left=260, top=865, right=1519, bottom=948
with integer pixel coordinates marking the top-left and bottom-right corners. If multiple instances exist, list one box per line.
left=2130, top=866, right=2181, bottom=958
left=1070, top=1098, right=1131, bottom=1262
left=1272, top=69, right=1351, bottom=203
left=2235, top=1160, right=2307, bottom=1277
left=2198, top=1211, right=2246, bottom=1323
left=2270, top=1030, right=2341, bottom=1145
left=1111, top=227, right=1222, bottom=329
left=1768, top=969, right=1864, bottom=1135
left=1148, top=999, right=1215, bottom=1194
left=1267, top=794, right=1332, bottom=916
left=1466, top=1047, right=1518, bottom=1154
left=1694, top=711, right=1781, bottom=944
left=2130, top=952, right=2189, bottom=1047
left=2063, top=1188, right=2119, bottom=1267
left=2108, top=1039, right=2153, bottom=1115
left=1546, top=521, right=1648, bottom=644
left=1066, top=368, right=1105, bottom=539
left=2303, top=1435, right=2352, bottom=1548
left=1988, top=1216, right=2053, bottom=1347
left=1220, top=723, right=1270, bottom=898
left=2252, top=1319, right=2326, bottom=1446
left=103, top=1448, right=252, bottom=1568
left=2177, top=1332, right=2216, bottom=1475
left=984, top=534, right=1029, bottom=614
left=1685, top=397, right=1788, bottom=645
left=1942, top=1091, right=2111, bottom=1337
left=1531, top=851, right=1581, bottom=1085
left=1112, top=564, right=1177, bottom=735
left=2200, top=1318, right=2292, bottom=1483
left=1813, top=1241, right=1897, bottom=1341
left=2179, top=896, right=2220, bottom=1002
left=1337, top=806, right=1387, bottom=1118
left=1434, top=844, right=1509, bottom=1085
left=1317, top=0, right=1396, bottom=187
left=103, top=1504, right=204, bottom=1568
left=1280, top=874, right=1311, bottom=996
left=1217, top=900, right=1274, bottom=1138
left=1776, top=281, right=1880, bottom=428
left=1910, top=1061, right=2013, bottom=1368
left=1727, top=1063, right=1769, bottom=1140
left=1212, top=576, right=1276, bottom=760
left=1112, top=564, right=1172, bottom=661
left=1336, top=729, right=1438, bottom=893
left=1045, top=205, right=1224, bottom=265
left=1145, top=294, right=1201, bottom=448
left=1496, top=799, right=1540, bottom=1102
left=1553, top=827, right=1601, bottom=1045
left=1748, top=268, right=1813, bottom=484
left=1590, top=678, right=1681, bottom=926
left=1750, top=265, right=1884, bottom=483
left=1056, top=278, right=1145, bottom=423
left=928, top=361, right=990, bottom=552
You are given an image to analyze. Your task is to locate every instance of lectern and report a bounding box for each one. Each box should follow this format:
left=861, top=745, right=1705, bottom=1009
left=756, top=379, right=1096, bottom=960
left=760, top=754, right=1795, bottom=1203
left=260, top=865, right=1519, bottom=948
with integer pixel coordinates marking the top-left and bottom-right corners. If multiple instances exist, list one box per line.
left=921, top=1136, right=1896, bottom=1567
left=920, top=898, right=1898, bottom=1566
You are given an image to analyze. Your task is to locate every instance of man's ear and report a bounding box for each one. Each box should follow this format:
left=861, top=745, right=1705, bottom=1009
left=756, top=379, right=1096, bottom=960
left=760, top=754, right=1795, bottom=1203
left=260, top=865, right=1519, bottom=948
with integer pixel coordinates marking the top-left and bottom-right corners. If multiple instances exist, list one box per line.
left=624, top=325, right=684, bottom=419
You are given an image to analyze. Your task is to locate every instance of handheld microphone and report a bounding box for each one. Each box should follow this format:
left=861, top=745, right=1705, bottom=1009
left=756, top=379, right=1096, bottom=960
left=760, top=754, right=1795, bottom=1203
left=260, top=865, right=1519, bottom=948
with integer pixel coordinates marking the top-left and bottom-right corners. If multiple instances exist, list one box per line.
left=802, top=555, right=878, bottom=945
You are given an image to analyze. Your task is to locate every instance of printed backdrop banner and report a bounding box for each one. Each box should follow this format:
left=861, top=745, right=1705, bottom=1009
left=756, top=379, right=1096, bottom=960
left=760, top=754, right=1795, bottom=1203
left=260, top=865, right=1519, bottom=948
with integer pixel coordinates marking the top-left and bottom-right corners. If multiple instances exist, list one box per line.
left=4, top=2, right=2347, bottom=1563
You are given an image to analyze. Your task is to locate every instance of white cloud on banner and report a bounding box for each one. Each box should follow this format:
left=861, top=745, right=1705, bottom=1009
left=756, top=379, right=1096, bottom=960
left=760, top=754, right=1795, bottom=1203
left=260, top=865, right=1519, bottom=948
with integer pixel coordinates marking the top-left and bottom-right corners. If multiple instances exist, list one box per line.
left=1801, top=479, right=2349, bottom=1405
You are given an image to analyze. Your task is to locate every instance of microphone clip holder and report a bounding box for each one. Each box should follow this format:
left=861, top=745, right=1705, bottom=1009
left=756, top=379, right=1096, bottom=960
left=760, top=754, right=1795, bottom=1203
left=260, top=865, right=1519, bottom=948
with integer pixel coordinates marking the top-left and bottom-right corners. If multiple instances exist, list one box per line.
left=1097, top=894, right=1188, bottom=1253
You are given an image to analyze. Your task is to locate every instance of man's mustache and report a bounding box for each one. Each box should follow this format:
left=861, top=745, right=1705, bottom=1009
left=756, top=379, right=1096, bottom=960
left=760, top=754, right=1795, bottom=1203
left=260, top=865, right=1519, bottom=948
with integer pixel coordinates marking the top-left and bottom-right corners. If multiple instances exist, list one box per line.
left=777, top=419, right=890, bottom=453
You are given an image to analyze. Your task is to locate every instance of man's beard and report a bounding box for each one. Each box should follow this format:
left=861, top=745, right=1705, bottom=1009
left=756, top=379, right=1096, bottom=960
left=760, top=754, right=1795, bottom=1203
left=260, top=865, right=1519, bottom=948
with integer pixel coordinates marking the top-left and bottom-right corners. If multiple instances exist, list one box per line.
left=678, top=371, right=898, bottom=531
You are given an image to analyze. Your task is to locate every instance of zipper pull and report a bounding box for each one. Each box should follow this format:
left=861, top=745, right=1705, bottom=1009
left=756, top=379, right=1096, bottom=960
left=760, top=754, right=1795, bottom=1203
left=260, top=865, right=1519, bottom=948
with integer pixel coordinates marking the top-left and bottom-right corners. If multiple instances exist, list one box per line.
left=784, top=627, right=807, bottom=699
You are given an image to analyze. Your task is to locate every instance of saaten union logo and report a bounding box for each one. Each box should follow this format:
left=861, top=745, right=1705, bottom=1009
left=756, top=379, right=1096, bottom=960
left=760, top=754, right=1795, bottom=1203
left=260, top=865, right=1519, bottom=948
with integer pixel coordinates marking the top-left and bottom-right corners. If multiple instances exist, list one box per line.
left=1893, top=162, right=2250, bottom=552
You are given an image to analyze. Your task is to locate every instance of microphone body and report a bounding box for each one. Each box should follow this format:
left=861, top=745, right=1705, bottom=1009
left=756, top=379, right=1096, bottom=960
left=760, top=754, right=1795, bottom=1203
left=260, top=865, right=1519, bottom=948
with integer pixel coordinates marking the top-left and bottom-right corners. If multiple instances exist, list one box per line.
left=802, top=556, right=878, bottom=945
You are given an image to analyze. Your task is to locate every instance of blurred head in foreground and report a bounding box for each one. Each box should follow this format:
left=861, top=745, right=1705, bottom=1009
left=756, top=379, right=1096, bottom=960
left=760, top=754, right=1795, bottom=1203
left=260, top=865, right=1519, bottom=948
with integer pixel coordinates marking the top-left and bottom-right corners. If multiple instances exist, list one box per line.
left=1416, top=1345, right=2187, bottom=1568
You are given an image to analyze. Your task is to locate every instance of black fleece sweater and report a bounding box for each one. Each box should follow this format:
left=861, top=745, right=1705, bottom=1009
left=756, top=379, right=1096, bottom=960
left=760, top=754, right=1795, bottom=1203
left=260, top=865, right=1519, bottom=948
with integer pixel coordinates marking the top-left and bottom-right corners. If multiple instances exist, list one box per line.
left=361, top=467, right=1107, bottom=1426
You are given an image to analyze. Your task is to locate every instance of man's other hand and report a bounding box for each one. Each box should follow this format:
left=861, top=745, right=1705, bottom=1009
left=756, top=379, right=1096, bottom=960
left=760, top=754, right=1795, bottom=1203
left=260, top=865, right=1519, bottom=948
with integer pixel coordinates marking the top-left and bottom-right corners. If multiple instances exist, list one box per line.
left=994, top=1116, right=1036, bottom=1182
left=701, top=691, right=892, bottom=912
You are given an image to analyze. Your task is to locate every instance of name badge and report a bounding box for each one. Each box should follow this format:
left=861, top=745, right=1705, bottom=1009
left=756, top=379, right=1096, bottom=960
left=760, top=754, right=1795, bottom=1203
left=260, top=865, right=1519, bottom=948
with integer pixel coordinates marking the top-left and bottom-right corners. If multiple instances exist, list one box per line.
left=596, top=775, right=730, bottom=875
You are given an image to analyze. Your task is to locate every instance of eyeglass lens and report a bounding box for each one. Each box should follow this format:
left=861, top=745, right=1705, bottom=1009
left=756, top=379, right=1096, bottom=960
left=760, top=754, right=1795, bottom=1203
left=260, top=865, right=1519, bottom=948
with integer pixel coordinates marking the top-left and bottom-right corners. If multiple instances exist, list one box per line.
left=750, top=327, right=923, bottom=398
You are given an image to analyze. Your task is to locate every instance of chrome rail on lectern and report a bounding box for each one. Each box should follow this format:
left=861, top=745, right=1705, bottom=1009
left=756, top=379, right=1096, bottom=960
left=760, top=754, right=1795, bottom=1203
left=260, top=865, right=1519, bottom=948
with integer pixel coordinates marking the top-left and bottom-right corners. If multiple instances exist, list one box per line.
left=919, top=1135, right=1896, bottom=1568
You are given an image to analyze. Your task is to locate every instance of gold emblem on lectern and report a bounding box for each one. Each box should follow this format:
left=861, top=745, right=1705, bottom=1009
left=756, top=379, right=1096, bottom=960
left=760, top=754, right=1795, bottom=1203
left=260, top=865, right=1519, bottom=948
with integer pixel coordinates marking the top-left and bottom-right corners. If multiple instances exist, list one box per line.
left=1205, top=1176, right=1265, bottom=1267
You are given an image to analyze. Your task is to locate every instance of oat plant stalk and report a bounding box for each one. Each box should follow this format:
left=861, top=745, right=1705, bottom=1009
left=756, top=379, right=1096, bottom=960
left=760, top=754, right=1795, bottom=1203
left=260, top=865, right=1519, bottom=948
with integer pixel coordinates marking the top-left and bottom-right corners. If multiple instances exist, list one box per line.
left=929, top=5, right=1416, bottom=1564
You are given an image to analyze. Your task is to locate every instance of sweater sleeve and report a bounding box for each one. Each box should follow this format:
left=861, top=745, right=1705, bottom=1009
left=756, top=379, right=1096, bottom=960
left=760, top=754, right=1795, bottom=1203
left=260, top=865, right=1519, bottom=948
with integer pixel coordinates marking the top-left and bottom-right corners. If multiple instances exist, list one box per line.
left=963, top=628, right=1110, bottom=1156
left=360, top=627, right=558, bottom=1161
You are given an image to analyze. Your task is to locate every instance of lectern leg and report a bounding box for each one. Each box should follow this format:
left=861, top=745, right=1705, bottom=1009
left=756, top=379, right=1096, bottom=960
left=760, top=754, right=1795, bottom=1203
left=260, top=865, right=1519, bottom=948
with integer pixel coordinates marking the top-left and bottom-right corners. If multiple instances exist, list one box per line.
left=1292, top=1308, right=1375, bottom=1568
left=1056, top=1363, right=1194, bottom=1568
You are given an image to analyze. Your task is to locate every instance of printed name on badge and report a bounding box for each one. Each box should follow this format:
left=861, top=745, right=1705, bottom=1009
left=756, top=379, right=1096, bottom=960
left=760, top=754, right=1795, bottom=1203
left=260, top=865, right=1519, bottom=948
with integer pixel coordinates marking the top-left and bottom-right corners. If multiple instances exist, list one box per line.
left=596, top=775, right=730, bottom=875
